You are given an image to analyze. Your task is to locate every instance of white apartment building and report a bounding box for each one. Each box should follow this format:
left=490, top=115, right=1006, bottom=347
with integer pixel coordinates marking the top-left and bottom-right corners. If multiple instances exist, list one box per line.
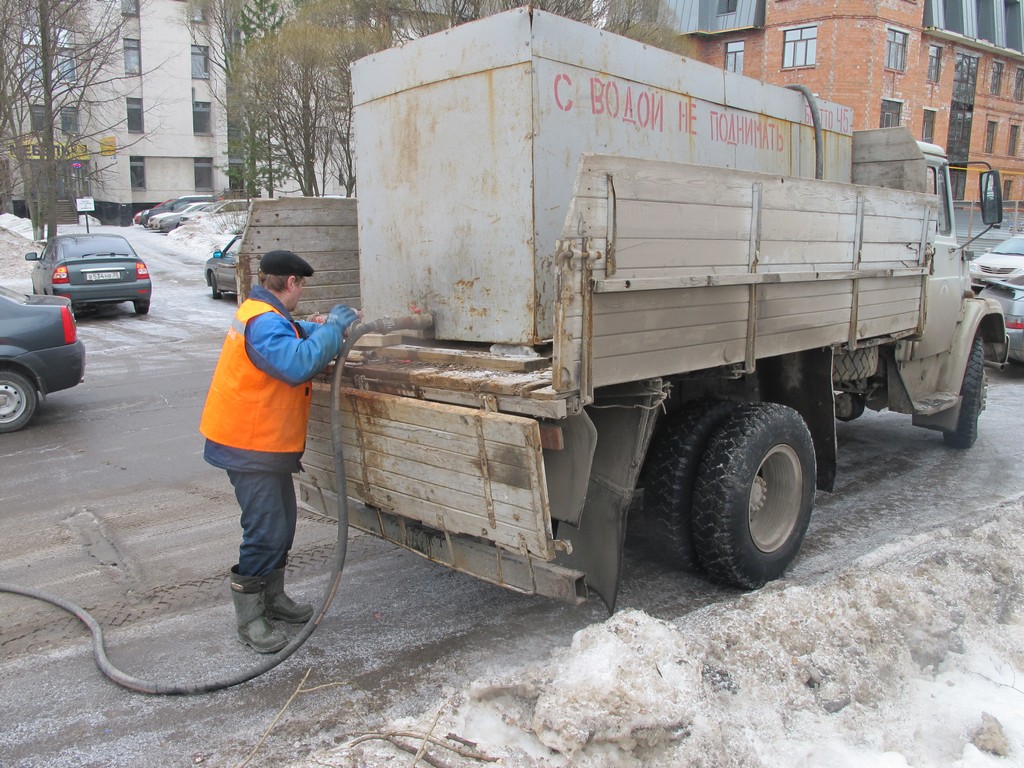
left=13, top=0, right=230, bottom=225
left=103, top=0, right=230, bottom=222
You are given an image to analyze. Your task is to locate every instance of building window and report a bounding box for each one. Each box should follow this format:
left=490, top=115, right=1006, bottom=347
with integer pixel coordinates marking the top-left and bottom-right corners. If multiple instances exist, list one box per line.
left=952, top=52, right=979, bottom=104
left=127, top=97, right=144, bottom=133
left=927, top=45, right=942, bottom=83
left=194, top=157, right=214, bottom=190
left=60, top=106, right=78, bottom=134
left=1015, top=68, right=1024, bottom=101
left=782, top=26, right=817, bottom=68
left=984, top=120, right=998, bottom=153
left=725, top=41, right=744, bottom=73
left=1003, top=178, right=1012, bottom=200
left=30, top=104, right=45, bottom=132
left=124, top=39, right=140, bottom=75
left=56, top=49, right=76, bottom=83
left=122, top=0, right=138, bottom=15
left=922, top=109, right=936, bottom=143
left=880, top=99, right=902, bottom=128
left=193, top=101, right=211, bottom=134
left=191, top=45, right=210, bottom=79
left=991, top=61, right=1004, bottom=95
left=717, top=0, right=738, bottom=13
left=130, top=156, right=146, bottom=189
left=1009, top=124, right=1020, bottom=156
left=885, top=29, right=908, bottom=71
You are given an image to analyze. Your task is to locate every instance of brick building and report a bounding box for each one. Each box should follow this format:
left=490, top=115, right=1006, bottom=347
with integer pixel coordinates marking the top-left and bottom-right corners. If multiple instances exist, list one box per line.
left=671, top=0, right=1024, bottom=201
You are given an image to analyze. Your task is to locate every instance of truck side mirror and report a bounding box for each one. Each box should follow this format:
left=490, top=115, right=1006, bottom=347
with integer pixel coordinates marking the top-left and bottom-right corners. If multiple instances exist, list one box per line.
left=979, top=170, right=1003, bottom=226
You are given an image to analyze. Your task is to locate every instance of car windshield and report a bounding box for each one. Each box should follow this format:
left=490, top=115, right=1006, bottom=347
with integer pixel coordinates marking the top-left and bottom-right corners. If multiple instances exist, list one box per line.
left=991, top=238, right=1024, bottom=256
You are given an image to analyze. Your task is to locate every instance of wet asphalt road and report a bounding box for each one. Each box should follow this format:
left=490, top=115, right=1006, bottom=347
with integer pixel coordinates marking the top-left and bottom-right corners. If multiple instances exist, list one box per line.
left=1, top=225, right=1023, bottom=767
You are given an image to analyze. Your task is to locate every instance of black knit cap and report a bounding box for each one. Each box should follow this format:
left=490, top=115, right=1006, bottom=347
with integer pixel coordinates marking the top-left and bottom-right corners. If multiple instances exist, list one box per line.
left=259, top=250, right=314, bottom=277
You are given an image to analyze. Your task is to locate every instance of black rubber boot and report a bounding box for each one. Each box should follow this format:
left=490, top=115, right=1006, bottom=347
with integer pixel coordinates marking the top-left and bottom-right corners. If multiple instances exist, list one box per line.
left=264, top=568, right=313, bottom=623
left=230, top=567, right=287, bottom=653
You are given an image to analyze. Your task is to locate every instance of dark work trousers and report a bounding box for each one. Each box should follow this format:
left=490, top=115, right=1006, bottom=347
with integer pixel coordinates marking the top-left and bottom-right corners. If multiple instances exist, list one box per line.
left=227, top=469, right=297, bottom=577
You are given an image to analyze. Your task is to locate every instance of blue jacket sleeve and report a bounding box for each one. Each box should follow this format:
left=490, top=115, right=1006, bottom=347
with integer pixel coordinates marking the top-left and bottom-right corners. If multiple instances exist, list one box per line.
left=244, top=312, right=344, bottom=386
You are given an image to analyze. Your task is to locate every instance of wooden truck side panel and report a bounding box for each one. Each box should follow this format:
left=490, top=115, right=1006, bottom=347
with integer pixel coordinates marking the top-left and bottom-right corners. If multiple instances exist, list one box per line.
left=554, top=155, right=938, bottom=398
left=236, top=197, right=360, bottom=316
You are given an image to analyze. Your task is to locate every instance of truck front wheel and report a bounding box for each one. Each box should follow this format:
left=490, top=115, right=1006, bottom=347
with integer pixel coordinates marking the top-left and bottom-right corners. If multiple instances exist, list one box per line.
left=943, top=335, right=986, bottom=450
left=692, top=402, right=815, bottom=589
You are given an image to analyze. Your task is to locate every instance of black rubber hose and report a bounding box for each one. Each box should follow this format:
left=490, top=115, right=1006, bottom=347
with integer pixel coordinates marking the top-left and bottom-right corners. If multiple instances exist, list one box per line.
left=0, top=313, right=433, bottom=695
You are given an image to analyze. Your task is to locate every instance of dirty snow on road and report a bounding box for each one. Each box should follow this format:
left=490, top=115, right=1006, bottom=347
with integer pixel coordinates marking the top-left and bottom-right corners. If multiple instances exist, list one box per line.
left=287, top=501, right=1024, bottom=768
left=3, top=213, right=1024, bottom=768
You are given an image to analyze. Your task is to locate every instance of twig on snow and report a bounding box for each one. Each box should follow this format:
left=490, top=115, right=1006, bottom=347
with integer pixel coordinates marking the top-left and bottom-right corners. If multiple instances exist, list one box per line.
left=344, top=730, right=499, bottom=762
left=234, top=667, right=313, bottom=768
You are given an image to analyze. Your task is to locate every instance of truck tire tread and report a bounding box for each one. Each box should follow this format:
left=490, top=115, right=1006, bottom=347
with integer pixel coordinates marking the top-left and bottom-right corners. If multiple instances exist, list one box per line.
left=691, top=402, right=815, bottom=589
left=633, top=399, right=736, bottom=571
left=943, top=335, right=985, bottom=450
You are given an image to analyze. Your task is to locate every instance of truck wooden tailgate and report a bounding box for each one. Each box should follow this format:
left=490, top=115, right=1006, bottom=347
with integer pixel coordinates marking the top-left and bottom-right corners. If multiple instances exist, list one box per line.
left=304, top=387, right=557, bottom=561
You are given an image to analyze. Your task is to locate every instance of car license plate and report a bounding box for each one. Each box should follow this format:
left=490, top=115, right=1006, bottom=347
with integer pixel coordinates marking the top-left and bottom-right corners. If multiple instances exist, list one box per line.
left=86, top=271, right=121, bottom=281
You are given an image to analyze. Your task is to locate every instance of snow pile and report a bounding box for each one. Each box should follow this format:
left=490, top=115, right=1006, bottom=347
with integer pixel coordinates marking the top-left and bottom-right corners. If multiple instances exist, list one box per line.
left=301, top=500, right=1024, bottom=768
left=0, top=213, right=36, bottom=282
left=167, top=217, right=237, bottom=258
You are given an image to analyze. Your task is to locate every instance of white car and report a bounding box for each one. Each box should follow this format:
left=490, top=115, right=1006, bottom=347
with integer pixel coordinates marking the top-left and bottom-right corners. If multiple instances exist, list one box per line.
left=969, top=235, right=1024, bottom=291
left=178, top=199, right=250, bottom=229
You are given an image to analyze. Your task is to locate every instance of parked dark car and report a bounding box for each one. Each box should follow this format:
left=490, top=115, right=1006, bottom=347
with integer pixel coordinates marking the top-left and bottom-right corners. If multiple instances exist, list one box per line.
left=205, top=234, right=240, bottom=299
left=0, top=285, right=86, bottom=433
left=26, top=234, right=153, bottom=315
left=138, top=195, right=217, bottom=227
left=134, top=199, right=170, bottom=226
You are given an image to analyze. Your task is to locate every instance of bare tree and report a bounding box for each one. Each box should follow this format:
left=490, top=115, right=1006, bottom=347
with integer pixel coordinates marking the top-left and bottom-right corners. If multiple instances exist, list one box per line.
left=0, top=0, right=134, bottom=239
left=230, top=0, right=388, bottom=197
left=222, top=0, right=678, bottom=199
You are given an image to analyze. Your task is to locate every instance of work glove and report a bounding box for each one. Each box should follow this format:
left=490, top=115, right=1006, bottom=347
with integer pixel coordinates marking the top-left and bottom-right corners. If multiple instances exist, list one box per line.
left=327, top=304, right=358, bottom=331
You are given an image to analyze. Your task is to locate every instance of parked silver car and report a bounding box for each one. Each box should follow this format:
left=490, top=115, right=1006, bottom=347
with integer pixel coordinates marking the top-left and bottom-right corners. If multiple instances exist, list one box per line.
left=204, top=235, right=240, bottom=299
left=979, top=275, right=1024, bottom=363
left=969, top=235, right=1024, bottom=291
left=149, top=201, right=216, bottom=232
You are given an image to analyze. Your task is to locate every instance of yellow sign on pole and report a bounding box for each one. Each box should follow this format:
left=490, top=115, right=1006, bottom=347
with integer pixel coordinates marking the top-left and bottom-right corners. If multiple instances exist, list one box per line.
left=99, top=136, right=117, bottom=156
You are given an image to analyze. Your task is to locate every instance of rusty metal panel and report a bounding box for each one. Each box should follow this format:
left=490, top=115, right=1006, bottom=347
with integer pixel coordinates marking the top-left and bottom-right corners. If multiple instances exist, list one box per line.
left=352, top=8, right=854, bottom=348
left=316, top=388, right=556, bottom=560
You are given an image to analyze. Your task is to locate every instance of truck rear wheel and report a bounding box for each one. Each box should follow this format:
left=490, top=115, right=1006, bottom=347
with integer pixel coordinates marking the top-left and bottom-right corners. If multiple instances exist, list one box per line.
left=636, top=400, right=736, bottom=571
left=943, top=335, right=985, bottom=450
left=692, top=402, right=815, bottom=589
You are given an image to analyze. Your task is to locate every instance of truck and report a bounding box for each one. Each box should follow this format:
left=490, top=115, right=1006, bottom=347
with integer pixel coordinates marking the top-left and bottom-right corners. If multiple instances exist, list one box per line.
left=237, top=8, right=1008, bottom=611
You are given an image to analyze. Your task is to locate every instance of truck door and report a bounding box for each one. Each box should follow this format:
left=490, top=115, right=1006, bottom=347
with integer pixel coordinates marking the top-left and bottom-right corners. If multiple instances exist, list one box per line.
left=913, top=159, right=962, bottom=358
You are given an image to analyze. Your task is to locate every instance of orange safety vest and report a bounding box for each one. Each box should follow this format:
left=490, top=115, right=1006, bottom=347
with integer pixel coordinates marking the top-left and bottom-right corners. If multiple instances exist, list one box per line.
left=200, top=299, right=311, bottom=453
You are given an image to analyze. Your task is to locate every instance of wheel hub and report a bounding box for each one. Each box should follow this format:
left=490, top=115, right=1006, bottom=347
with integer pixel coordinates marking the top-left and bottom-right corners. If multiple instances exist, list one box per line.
left=748, top=445, right=802, bottom=554
left=749, top=475, right=767, bottom=516
left=0, top=384, right=24, bottom=420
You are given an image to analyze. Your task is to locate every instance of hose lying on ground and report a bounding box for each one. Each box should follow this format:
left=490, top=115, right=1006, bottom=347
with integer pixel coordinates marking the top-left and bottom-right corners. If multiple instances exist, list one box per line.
left=0, top=313, right=433, bottom=695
